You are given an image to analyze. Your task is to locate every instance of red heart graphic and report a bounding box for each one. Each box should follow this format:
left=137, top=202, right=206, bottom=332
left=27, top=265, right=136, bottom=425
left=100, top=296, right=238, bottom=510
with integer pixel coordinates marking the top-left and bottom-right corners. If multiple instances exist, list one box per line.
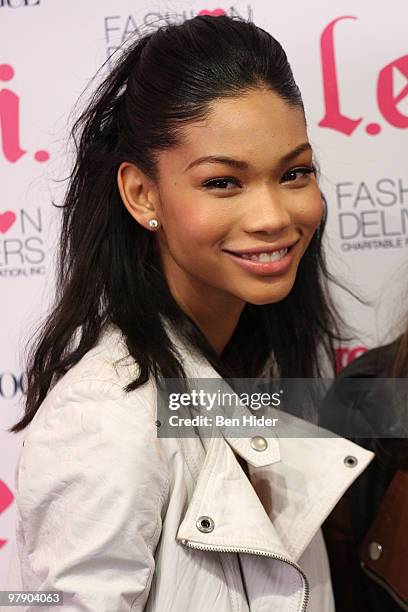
left=198, top=8, right=226, bottom=16
left=0, top=211, right=16, bottom=234
left=0, top=480, right=14, bottom=550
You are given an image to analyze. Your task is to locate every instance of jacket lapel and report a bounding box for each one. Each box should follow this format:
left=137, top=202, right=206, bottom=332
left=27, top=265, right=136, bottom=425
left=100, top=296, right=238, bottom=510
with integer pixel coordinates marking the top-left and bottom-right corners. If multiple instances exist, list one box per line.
left=161, top=319, right=375, bottom=562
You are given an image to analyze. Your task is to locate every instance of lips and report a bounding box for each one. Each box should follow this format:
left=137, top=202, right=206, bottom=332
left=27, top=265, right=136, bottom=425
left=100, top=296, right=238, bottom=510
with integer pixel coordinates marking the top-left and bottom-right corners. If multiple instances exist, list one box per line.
left=223, top=245, right=294, bottom=276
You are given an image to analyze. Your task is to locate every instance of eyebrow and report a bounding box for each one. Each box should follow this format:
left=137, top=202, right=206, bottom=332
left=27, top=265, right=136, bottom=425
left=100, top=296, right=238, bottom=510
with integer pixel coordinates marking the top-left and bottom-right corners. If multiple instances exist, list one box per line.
left=183, top=142, right=313, bottom=172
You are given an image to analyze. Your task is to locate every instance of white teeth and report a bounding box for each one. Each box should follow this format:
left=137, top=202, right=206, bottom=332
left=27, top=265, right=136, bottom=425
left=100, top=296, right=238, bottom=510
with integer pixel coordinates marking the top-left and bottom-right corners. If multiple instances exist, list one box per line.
left=240, top=248, right=288, bottom=262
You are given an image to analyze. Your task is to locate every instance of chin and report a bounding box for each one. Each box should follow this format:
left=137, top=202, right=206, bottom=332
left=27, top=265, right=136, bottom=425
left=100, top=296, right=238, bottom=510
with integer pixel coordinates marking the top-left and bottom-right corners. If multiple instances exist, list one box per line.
left=238, top=276, right=295, bottom=306
left=244, top=288, right=294, bottom=306
left=246, top=296, right=288, bottom=306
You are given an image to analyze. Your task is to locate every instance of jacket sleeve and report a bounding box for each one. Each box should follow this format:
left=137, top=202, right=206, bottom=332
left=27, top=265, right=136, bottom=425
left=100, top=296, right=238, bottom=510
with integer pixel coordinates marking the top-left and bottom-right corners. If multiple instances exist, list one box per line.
left=15, top=379, right=169, bottom=612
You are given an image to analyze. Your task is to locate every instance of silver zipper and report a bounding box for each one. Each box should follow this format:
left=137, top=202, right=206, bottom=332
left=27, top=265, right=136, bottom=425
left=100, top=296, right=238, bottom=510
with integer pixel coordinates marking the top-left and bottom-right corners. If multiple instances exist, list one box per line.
left=360, top=561, right=408, bottom=611
left=181, top=538, right=310, bottom=611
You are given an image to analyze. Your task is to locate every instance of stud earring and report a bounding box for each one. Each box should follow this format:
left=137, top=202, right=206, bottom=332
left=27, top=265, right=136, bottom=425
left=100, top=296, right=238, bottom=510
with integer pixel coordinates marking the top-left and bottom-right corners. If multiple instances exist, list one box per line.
left=148, top=219, right=159, bottom=230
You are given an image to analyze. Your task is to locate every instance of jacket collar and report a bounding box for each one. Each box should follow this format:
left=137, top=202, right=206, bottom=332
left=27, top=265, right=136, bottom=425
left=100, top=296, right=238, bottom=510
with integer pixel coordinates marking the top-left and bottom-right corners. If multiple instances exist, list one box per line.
left=160, top=316, right=281, bottom=467
left=101, top=319, right=374, bottom=563
left=159, top=317, right=375, bottom=562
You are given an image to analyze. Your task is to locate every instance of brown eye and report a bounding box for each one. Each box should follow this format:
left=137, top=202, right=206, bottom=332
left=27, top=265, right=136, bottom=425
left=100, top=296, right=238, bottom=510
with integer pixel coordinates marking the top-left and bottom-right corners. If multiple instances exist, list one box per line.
left=202, top=177, right=241, bottom=190
left=282, top=166, right=316, bottom=183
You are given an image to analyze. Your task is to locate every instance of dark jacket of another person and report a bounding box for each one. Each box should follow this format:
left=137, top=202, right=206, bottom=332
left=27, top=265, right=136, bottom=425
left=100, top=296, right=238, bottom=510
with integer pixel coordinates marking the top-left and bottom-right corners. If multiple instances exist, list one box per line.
left=322, top=337, right=408, bottom=611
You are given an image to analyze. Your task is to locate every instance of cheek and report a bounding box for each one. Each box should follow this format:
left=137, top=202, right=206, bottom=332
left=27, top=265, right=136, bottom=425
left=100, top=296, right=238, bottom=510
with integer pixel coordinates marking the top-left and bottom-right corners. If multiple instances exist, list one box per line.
left=165, top=197, right=228, bottom=249
left=295, top=190, right=324, bottom=231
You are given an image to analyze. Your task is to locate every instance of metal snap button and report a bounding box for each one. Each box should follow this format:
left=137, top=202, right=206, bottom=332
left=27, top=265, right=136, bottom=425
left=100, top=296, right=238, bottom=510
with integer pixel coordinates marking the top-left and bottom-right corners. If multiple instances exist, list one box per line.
left=196, top=515, right=215, bottom=533
left=368, top=541, right=383, bottom=561
left=250, top=436, right=268, bottom=451
left=344, top=455, right=358, bottom=467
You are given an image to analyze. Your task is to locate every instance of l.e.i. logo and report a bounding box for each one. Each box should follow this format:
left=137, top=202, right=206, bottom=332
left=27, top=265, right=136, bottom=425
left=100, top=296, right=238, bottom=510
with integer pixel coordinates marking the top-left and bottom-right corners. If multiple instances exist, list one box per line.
left=0, top=63, right=49, bottom=163
left=320, top=16, right=408, bottom=135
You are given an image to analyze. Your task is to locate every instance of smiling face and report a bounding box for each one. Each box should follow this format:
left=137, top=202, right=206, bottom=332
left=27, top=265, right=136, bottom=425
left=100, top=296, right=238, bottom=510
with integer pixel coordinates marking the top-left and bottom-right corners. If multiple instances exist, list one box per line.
left=118, top=87, right=324, bottom=351
left=156, top=88, right=322, bottom=296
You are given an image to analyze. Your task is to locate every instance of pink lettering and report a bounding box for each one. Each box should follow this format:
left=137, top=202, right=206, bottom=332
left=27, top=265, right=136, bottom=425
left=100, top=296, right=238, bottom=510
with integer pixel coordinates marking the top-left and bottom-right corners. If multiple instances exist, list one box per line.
left=335, top=345, right=368, bottom=372
left=0, top=64, right=27, bottom=162
left=0, top=479, right=14, bottom=550
left=319, top=16, right=363, bottom=136
left=377, top=55, right=408, bottom=128
left=0, top=210, right=16, bottom=233
left=197, top=8, right=226, bottom=16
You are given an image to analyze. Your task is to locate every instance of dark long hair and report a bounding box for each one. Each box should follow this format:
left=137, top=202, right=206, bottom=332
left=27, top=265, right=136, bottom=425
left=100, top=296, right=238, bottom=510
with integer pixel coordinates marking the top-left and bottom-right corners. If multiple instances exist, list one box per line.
left=10, top=14, right=352, bottom=434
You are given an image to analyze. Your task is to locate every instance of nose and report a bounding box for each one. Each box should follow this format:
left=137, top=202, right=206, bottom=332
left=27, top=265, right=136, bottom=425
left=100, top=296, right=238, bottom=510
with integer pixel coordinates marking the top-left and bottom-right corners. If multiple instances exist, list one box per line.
left=242, top=188, right=292, bottom=236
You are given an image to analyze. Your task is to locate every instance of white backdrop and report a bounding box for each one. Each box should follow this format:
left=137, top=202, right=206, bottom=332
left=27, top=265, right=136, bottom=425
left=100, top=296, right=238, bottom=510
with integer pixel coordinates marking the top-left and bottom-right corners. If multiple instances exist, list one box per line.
left=1, top=0, right=407, bottom=585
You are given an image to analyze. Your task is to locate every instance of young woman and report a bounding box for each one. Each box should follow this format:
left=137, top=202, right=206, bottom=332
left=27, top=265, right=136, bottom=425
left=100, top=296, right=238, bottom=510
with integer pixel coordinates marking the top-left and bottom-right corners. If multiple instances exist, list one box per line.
left=5, top=14, right=374, bottom=612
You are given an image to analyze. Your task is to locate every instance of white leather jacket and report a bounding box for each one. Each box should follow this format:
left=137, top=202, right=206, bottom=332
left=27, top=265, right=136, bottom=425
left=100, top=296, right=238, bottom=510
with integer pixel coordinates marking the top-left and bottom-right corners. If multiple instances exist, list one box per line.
left=3, top=319, right=374, bottom=611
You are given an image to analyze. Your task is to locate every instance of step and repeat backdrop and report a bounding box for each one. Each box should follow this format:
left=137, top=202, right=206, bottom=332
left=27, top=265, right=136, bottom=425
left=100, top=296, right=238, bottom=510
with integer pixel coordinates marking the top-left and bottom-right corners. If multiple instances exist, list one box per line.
left=1, top=0, right=407, bottom=585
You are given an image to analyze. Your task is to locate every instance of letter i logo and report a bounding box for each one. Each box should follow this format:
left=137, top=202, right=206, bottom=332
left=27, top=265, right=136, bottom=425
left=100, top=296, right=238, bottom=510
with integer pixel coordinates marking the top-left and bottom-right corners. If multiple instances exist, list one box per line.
left=0, top=63, right=49, bottom=163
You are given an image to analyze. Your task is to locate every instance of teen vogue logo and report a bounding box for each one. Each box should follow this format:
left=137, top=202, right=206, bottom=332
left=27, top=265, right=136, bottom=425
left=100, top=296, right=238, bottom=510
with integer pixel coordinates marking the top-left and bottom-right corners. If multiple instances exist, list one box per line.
left=319, top=15, right=408, bottom=136
left=0, top=0, right=40, bottom=6
left=0, top=370, right=25, bottom=398
left=104, top=6, right=253, bottom=64
left=0, top=208, right=47, bottom=277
